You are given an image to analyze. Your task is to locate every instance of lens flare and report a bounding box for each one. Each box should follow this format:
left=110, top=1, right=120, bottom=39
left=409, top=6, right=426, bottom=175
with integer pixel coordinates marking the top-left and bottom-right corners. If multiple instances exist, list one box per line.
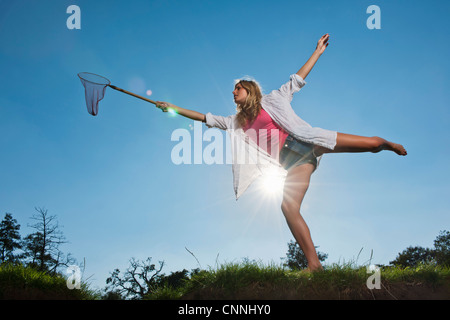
left=167, top=108, right=178, bottom=116
left=128, top=76, right=146, bottom=93
left=258, top=167, right=285, bottom=198
left=261, top=174, right=284, bottom=196
left=146, top=89, right=152, bottom=96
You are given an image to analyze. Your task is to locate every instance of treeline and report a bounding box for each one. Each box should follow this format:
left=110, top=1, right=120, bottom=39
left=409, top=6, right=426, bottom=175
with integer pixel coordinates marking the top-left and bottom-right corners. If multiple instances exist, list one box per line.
left=1, top=209, right=449, bottom=300
left=0, top=208, right=76, bottom=274
left=0, top=208, right=92, bottom=299
left=389, top=230, right=450, bottom=268
left=283, top=230, right=450, bottom=270
left=104, top=230, right=450, bottom=299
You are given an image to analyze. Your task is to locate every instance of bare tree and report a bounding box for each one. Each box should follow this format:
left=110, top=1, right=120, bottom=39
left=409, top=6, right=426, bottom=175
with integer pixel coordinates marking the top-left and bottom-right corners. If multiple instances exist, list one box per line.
left=23, top=207, right=74, bottom=273
left=106, top=257, right=165, bottom=299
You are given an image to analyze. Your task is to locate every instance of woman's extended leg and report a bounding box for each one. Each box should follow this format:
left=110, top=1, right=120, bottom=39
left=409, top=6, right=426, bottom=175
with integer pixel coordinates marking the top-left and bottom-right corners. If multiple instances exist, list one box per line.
left=281, top=163, right=323, bottom=271
left=315, top=133, right=407, bottom=156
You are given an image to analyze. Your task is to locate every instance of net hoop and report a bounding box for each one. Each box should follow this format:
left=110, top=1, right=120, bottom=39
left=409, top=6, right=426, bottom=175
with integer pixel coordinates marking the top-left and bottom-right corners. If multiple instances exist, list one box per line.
left=78, top=72, right=111, bottom=86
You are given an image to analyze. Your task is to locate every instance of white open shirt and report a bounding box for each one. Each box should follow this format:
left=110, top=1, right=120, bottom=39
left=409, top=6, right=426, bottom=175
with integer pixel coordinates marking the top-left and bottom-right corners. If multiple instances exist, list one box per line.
left=205, top=74, right=337, bottom=200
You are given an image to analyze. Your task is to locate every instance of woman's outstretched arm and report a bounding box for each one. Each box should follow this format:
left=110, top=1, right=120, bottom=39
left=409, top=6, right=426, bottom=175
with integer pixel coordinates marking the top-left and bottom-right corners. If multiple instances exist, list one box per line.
left=296, top=33, right=329, bottom=80
left=155, top=101, right=206, bottom=122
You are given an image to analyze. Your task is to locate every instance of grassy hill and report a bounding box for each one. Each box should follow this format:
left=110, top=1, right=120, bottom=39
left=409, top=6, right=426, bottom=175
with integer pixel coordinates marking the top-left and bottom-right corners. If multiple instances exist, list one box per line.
left=0, top=264, right=96, bottom=300
left=149, top=261, right=450, bottom=300
left=1, top=262, right=448, bottom=300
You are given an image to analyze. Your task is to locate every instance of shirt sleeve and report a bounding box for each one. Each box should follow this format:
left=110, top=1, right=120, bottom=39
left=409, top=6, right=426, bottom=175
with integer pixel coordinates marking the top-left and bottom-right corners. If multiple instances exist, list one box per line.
left=204, top=112, right=234, bottom=130
left=272, top=74, right=307, bottom=103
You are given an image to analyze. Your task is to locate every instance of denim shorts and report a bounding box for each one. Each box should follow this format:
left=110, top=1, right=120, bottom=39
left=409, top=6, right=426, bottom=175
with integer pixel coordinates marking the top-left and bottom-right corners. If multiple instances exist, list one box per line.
left=279, top=135, right=317, bottom=171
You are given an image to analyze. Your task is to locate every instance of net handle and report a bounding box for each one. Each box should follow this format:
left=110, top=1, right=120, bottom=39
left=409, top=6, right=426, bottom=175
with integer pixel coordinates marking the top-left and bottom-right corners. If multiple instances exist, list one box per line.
left=108, top=84, right=157, bottom=105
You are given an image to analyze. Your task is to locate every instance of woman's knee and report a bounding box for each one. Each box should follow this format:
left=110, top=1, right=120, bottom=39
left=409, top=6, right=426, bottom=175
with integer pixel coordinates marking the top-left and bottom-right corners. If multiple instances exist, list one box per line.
left=281, top=201, right=300, bottom=217
left=369, top=136, right=386, bottom=152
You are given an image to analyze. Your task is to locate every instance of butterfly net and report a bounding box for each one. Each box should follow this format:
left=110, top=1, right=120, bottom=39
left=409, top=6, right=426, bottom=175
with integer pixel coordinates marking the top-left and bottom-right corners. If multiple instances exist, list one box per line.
left=78, top=72, right=111, bottom=116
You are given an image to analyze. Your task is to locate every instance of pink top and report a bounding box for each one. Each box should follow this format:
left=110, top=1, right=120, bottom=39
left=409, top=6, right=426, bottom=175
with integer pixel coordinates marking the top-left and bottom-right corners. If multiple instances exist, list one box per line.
left=243, top=108, right=289, bottom=157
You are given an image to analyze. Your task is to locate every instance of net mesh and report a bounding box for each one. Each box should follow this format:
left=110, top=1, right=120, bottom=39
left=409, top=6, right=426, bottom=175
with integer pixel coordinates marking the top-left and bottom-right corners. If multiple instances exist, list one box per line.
left=78, top=72, right=111, bottom=116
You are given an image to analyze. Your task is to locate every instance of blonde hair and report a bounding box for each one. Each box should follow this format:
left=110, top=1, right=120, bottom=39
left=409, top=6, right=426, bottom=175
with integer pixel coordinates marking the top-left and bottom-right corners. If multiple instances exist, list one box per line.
left=234, top=78, right=263, bottom=127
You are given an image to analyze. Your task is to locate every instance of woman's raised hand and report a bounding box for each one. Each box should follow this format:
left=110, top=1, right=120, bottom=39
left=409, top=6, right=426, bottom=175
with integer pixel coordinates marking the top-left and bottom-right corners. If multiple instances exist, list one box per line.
left=315, top=34, right=330, bottom=55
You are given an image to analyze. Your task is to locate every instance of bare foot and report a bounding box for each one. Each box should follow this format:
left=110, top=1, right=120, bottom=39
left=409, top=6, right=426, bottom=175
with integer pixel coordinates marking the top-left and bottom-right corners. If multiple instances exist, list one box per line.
left=372, top=141, right=407, bottom=156
left=306, top=265, right=324, bottom=273
left=388, top=142, right=407, bottom=156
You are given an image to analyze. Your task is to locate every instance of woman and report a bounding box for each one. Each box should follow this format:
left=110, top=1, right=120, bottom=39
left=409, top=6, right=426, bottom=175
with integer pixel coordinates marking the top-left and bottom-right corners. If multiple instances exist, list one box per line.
left=156, top=34, right=407, bottom=271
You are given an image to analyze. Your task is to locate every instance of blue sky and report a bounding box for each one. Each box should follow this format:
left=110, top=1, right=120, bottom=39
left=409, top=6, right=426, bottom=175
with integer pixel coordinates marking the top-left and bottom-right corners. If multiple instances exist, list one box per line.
left=0, top=0, right=449, bottom=290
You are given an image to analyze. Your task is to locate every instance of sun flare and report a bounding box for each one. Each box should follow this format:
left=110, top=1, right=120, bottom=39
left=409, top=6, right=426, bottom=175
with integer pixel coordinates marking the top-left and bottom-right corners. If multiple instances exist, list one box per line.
left=258, top=167, right=286, bottom=198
